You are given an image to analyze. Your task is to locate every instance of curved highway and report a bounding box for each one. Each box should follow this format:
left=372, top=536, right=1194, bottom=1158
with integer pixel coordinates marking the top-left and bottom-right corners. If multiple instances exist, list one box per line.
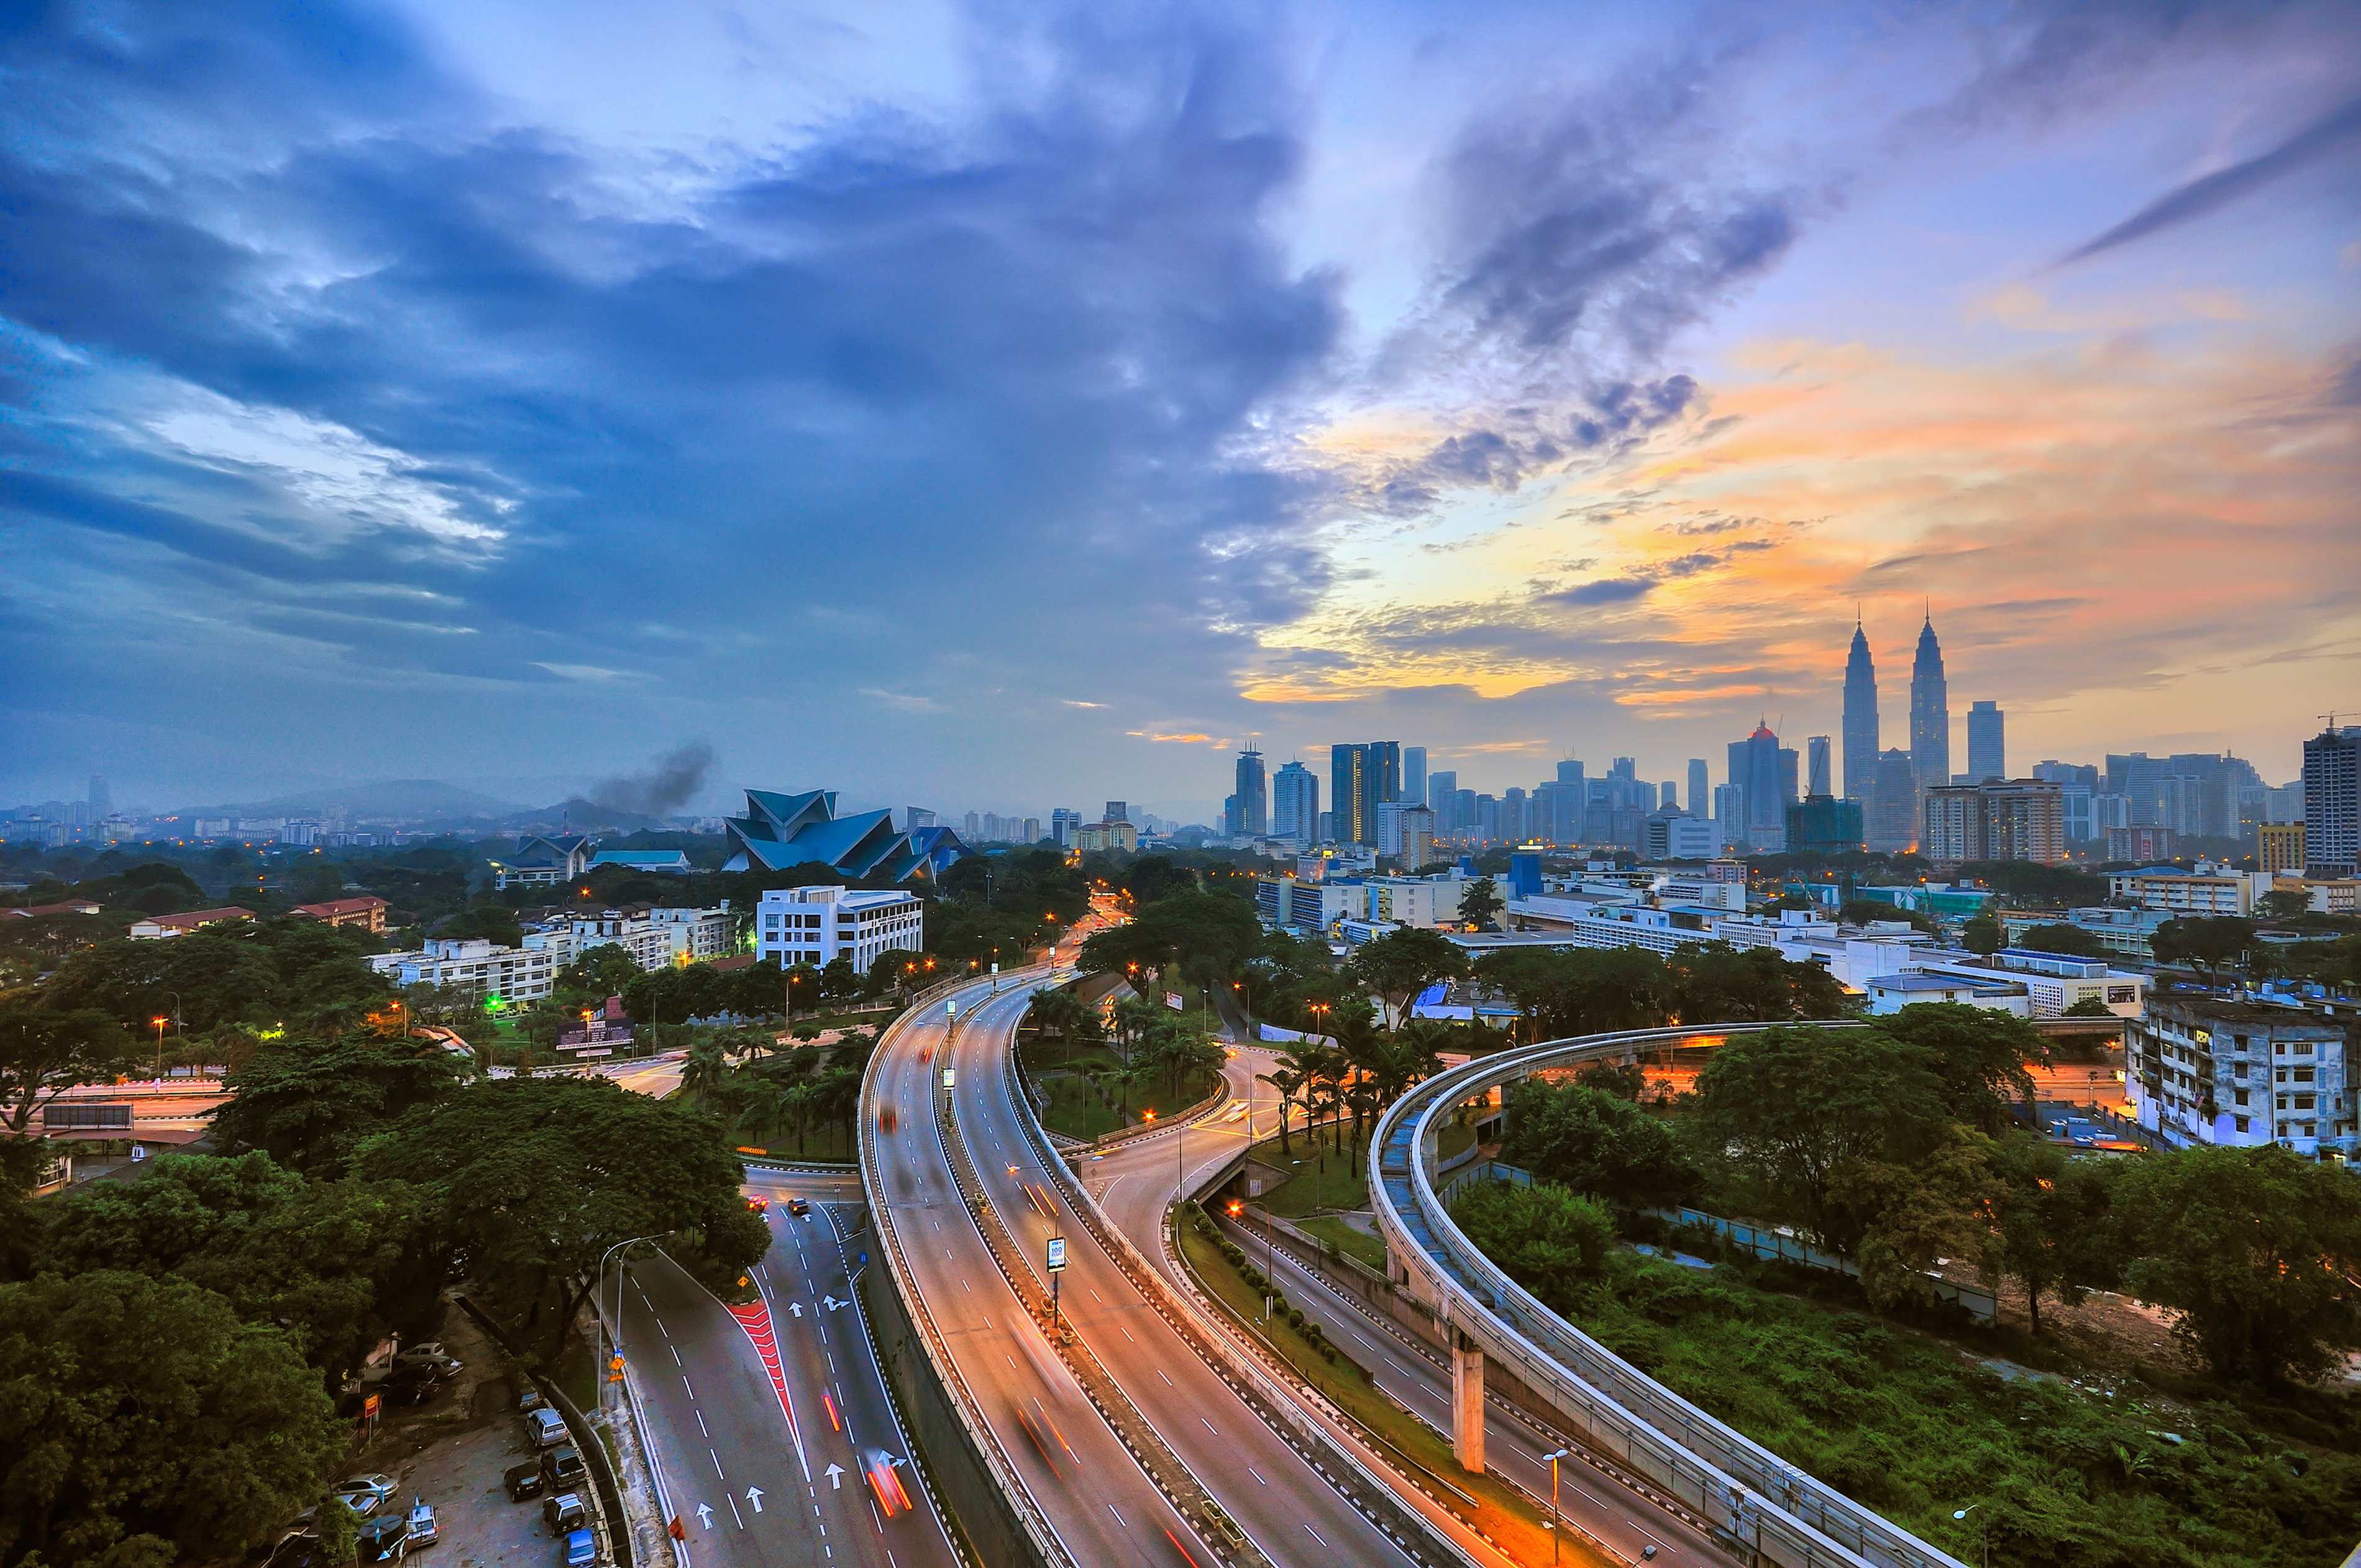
left=869, top=968, right=1428, bottom=1568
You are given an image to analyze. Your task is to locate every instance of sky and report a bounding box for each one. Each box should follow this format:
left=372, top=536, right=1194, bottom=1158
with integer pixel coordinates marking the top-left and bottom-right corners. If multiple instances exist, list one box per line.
left=2, top=0, right=2356, bottom=821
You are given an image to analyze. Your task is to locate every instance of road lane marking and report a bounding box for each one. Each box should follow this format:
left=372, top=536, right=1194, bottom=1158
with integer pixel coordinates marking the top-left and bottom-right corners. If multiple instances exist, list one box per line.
left=727, top=1494, right=742, bottom=1528
left=1157, top=1368, right=1172, bottom=1386
left=696, top=1410, right=708, bottom=1436
left=1246, top=1467, right=1266, bottom=1485
left=656, top=1318, right=670, bottom=1338
left=671, top=1346, right=682, bottom=1365
left=683, top=1376, right=695, bottom=1399
left=1107, top=1504, right=1126, bottom=1527
left=1305, top=1524, right=1330, bottom=1547
left=710, top=1449, right=726, bottom=1478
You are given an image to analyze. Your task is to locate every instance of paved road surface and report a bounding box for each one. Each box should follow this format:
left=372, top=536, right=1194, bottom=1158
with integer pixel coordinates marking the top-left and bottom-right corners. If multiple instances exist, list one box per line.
left=614, top=1168, right=956, bottom=1568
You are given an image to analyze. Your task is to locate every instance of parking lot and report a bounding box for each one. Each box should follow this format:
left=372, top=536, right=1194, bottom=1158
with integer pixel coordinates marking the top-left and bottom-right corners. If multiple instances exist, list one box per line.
left=321, top=1303, right=597, bottom=1568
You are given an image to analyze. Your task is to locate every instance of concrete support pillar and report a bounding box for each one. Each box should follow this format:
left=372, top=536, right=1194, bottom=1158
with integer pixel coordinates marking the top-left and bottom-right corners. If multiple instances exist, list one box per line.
left=1450, top=1330, right=1484, bottom=1474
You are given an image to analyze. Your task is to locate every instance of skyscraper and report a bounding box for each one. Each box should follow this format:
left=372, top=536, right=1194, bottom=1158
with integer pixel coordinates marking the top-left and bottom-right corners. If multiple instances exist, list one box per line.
left=1842, top=614, right=1878, bottom=803
left=1687, top=759, right=1708, bottom=822
left=1104, top=801, right=1129, bottom=824
left=88, top=774, right=110, bottom=816
left=1271, top=760, right=1319, bottom=847
left=1426, top=769, right=1457, bottom=832
left=1806, top=736, right=1832, bottom=797
left=1966, top=701, right=2004, bottom=782
left=1401, top=746, right=1427, bottom=807
left=1866, top=748, right=1919, bottom=853
left=1233, top=750, right=1267, bottom=836
left=2303, top=724, right=2360, bottom=875
left=1330, top=742, right=1400, bottom=846
left=1727, top=722, right=1790, bottom=852
left=1909, top=613, right=1950, bottom=796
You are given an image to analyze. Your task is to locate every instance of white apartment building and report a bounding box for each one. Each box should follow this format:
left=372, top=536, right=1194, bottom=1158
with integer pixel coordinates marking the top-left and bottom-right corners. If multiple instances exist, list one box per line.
left=1363, top=874, right=1465, bottom=928
left=2108, top=864, right=2270, bottom=916
left=1911, top=950, right=2147, bottom=1019
left=555, top=905, right=733, bottom=971
left=756, top=886, right=925, bottom=972
left=369, top=932, right=572, bottom=1003
left=2128, top=997, right=2351, bottom=1154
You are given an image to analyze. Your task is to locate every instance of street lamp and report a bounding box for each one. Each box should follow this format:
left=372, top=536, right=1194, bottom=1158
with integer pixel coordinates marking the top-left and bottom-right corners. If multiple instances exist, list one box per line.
left=1543, top=1447, right=1570, bottom=1562
left=598, top=1233, right=671, bottom=1395
left=151, top=1016, right=168, bottom=1078
left=1952, top=1505, right=1989, bottom=1568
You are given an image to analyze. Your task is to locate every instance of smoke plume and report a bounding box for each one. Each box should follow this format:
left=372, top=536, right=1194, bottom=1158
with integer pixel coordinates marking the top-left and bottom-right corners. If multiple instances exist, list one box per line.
left=591, top=741, right=715, bottom=817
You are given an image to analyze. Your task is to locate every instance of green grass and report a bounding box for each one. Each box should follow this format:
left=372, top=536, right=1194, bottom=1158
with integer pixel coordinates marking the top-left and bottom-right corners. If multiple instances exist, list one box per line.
left=1034, top=1060, right=1223, bottom=1142
left=1177, top=1211, right=1609, bottom=1568
left=1250, top=1126, right=1372, bottom=1216
left=1289, top=1213, right=1388, bottom=1272
left=1456, top=1185, right=2361, bottom=1568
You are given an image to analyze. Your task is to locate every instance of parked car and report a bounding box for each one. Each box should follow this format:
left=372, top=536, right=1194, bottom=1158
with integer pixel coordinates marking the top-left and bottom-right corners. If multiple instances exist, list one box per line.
left=355, top=1514, right=411, bottom=1564
left=542, top=1494, right=588, bottom=1537
left=518, top=1387, right=545, bottom=1415
left=505, top=1462, right=547, bottom=1502
left=527, top=1408, right=568, bottom=1447
left=562, top=1529, right=596, bottom=1568
left=404, top=1501, right=437, bottom=1548
left=334, top=1476, right=400, bottom=1516
left=268, top=1530, right=321, bottom=1568
left=541, top=1447, right=585, bottom=1488
left=393, top=1349, right=463, bottom=1377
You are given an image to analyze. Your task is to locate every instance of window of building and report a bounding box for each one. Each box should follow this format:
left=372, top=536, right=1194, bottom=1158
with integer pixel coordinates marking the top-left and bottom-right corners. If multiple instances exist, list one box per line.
left=2277, top=1067, right=2288, bottom=1083
left=2295, top=1067, right=2316, bottom=1083
left=2295, top=1041, right=2314, bottom=1055
left=2303, top=1123, right=2317, bottom=1137
left=2235, top=1116, right=2250, bottom=1133
left=2234, top=1089, right=2249, bottom=1106
left=2296, top=1095, right=2316, bottom=1111
left=2277, top=1095, right=2288, bottom=1110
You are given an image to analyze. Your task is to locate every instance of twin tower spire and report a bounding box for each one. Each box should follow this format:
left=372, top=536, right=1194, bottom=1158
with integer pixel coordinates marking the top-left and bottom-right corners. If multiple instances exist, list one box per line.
left=1841, top=609, right=1947, bottom=801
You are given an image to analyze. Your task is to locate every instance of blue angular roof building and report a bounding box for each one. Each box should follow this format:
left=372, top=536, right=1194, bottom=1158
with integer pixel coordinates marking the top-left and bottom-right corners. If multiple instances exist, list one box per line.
left=721, top=790, right=966, bottom=883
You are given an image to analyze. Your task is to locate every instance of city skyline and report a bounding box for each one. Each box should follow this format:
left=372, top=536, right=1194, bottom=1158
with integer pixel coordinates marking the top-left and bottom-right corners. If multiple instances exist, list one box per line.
left=3, top=2, right=2355, bottom=814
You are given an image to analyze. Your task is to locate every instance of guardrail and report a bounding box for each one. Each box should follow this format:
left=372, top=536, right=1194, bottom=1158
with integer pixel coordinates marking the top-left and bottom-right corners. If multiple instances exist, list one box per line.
left=857, top=965, right=1074, bottom=1568
left=1371, top=1022, right=1969, bottom=1568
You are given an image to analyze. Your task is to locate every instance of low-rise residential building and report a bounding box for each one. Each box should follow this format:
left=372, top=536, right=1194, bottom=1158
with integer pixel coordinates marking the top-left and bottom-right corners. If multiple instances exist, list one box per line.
left=1866, top=971, right=2030, bottom=1016
left=2109, top=864, right=2268, bottom=916
left=1363, top=875, right=1465, bottom=928
left=559, top=904, right=734, bottom=971
left=1255, top=874, right=1364, bottom=937
left=129, top=906, right=255, bottom=939
left=293, top=895, right=390, bottom=933
left=1911, top=949, right=2148, bottom=1019
left=754, top=886, right=923, bottom=972
left=1, top=899, right=103, bottom=919
left=2128, top=996, right=2352, bottom=1155
left=368, top=933, right=571, bottom=1003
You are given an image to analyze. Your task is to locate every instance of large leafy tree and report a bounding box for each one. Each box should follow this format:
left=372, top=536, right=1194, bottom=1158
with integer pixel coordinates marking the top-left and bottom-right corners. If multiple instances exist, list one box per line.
left=2112, top=1143, right=2361, bottom=1385
left=1458, top=877, right=1504, bottom=932
left=1476, top=946, right=1671, bottom=1040
left=1875, top=1002, right=2048, bottom=1134
left=209, top=1031, right=465, bottom=1177
left=0, top=1270, right=342, bottom=1568
left=2151, top=916, right=2255, bottom=991
left=1983, top=1131, right=2119, bottom=1337
left=361, top=1074, right=770, bottom=1357
left=1692, top=1023, right=1948, bottom=1256
left=0, top=1004, right=139, bottom=1134
left=1663, top=941, right=1851, bottom=1024
left=35, top=1152, right=442, bottom=1378
left=1344, top=926, right=1468, bottom=1031
left=1077, top=889, right=1261, bottom=991
left=1499, top=1081, right=1701, bottom=1208
left=37, top=934, right=280, bottom=1032
left=1447, top=1180, right=1616, bottom=1315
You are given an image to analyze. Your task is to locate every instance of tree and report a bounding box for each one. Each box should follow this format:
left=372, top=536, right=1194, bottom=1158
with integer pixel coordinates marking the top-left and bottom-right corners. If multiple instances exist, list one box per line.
left=1983, top=1132, right=2117, bottom=1336
left=1961, top=910, right=2003, bottom=957
left=2255, top=890, right=2310, bottom=923
left=554, top=942, right=641, bottom=1005
left=1840, top=1124, right=2003, bottom=1313
left=36, top=1152, right=442, bottom=1377
left=1476, top=946, right=1670, bottom=1040
left=2151, top=916, right=2255, bottom=991
left=1256, top=1055, right=1309, bottom=1156
left=208, top=1031, right=464, bottom=1177
left=362, top=1075, right=769, bottom=1357
left=1839, top=899, right=1935, bottom=935
left=0, top=1004, right=139, bottom=1133
left=2112, top=1144, right=2361, bottom=1385
left=1875, top=1002, right=2048, bottom=1134
left=1499, top=1081, right=1701, bottom=1208
left=1692, top=1024, right=1948, bottom=1256
left=1077, top=890, right=1261, bottom=991
left=818, top=955, right=861, bottom=1004
left=2016, top=923, right=2111, bottom=959
left=37, top=934, right=281, bottom=1032
left=0, top=1270, right=343, bottom=1568
left=1344, top=926, right=1469, bottom=1031
left=1664, top=941, right=1851, bottom=1024
left=1459, top=877, right=1504, bottom=932
left=2060, top=996, right=2116, bottom=1018
left=1447, top=1180, right=1616, bottom=1315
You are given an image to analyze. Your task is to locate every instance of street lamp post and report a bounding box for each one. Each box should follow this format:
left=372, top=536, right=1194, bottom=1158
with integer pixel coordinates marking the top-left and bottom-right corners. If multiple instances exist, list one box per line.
left=1952, top=1505, right=1989, bottom=1568
left=1544, top=1447, right=1569, bottom=1562
left=598, top=1232, right=670, bottom=1400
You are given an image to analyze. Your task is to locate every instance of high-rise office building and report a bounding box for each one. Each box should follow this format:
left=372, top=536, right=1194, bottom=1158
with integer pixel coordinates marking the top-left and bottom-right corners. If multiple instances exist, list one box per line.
left=1922, top=780, right=2065, bottom=864
left=903, top=806, right=936, bottom=831
left=1727, top=722, right=1791, bottom=852
left=1842, top=615, right=1878, bottom=802
left=88, top=774, right=111, bottom=816
left=1806, top=736, right=1832, bottom=798
left=1557, top=759, right=1585, bottom=787
left=1401, top=746, right=1427, bottom=808
left=1330, top=742, right=1400, bottom=846
left=1050, top=807, right=1081, bottom=848
left=1686, top=760, right=1708, bottom=823
left=1966, top=701, right=2004, bottom=782
left=2303, top=725, right=2360, bottom=875
left=1502, top=786, right=1528, bottom=842
left=1909, top=613, right=1950, bottom=796
left=1866, top=748, right=1919, bottom=853
left=1233, top=750, right=1267, bottom=837
left=1271, top=761, right=1318, bottom=847
left=1103, top=801, right=1129, bottom=824
left=1659, top=780, right=1679, bottom=812
left=1426, top=770, right=1458, bottom=831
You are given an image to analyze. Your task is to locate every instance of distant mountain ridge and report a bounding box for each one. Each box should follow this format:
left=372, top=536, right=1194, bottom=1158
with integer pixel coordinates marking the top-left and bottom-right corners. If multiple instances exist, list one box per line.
left=182, top=778, right=526, bottom=821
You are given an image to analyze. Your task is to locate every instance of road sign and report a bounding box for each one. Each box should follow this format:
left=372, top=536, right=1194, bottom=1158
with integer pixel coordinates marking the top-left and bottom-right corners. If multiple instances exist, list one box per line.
left=942, top=1068, right=956, bottom=1089
left=362, top=1393, right=381, bottom=1418
left=1046, top=1236, right=1067, bottom=1273
left=946, top=1000, right=957, bottom=1018
left=1165, top=991, right=1184, bottom=1010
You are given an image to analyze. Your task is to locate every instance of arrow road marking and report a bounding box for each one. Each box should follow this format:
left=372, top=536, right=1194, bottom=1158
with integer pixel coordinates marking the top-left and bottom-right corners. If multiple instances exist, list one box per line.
left=788, top=1303, right=803, bottom=1318
left=823, top=1295, right=843, bottom=1311
left=825, top=1464, right=845, bottom=1490
left=694, top=1505, right=712, bottom=1529
left=746, top=1487, right=765, bottom=1515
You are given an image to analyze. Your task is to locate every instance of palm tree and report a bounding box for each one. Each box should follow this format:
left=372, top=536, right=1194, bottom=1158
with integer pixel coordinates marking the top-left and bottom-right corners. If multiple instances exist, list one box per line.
left=1111, top=995, right=1161, bottom=1064
left=1029, top=987, right=1089, bottom=1065
left=681, top=1038, right=729, bottom=1101
left=1256, top=1064, right=1305, bottom=1155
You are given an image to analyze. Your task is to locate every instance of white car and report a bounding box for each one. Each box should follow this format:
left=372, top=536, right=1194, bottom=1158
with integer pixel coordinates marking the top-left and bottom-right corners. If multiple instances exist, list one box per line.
left=334, top=1475, right=400, bottom=1516
left=405, top=1502, right=437, bottom=1548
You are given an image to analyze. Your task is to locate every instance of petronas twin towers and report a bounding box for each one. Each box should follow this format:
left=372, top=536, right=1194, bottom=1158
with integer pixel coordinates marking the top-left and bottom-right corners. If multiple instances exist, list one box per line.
left=1843, top=610, right=1949, bottom=850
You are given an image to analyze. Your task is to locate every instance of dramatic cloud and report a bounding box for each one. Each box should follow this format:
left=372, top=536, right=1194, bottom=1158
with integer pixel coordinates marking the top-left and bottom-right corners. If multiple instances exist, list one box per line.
left=2062, top=93, right=2361, bottom=262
